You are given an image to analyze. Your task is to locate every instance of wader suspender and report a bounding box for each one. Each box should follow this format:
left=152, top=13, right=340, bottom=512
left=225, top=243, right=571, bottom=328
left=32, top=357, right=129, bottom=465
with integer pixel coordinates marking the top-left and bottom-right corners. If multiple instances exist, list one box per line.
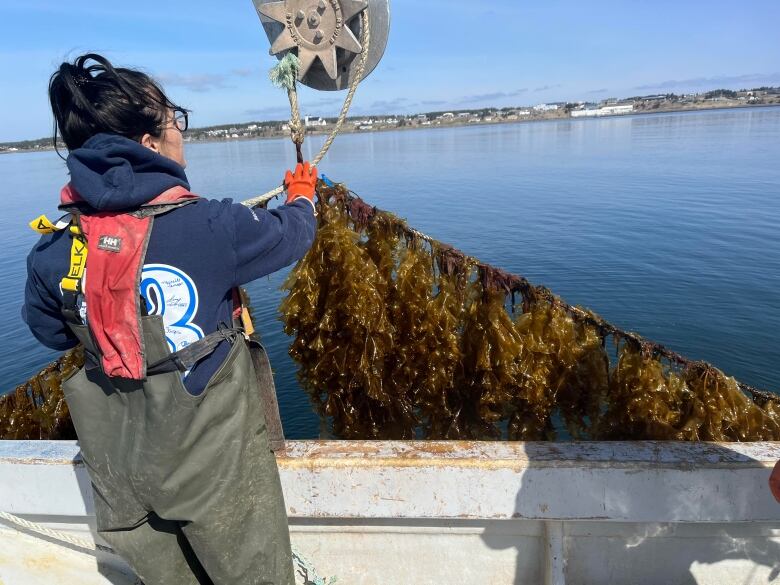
left=54, top=212, right=287, bottom=452
left=60, top=217, right=87, bottom=325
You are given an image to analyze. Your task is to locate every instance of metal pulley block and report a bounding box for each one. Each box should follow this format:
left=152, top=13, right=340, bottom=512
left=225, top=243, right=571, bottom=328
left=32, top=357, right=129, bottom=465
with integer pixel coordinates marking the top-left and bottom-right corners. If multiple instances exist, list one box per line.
left=253, top=0, right=390, bottom=91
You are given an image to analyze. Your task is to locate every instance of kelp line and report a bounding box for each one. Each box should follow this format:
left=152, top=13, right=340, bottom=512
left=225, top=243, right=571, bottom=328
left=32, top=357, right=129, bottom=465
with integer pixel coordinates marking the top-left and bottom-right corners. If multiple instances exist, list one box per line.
left=2, top=181, right=778, bottom=441
left=279, top=181, right=780, bottom=441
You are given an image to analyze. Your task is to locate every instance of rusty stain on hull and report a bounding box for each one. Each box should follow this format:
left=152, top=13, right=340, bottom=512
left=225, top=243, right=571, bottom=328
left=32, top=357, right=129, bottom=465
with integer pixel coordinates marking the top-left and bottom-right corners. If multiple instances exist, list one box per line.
left=276, top=440, right=780, bottom=470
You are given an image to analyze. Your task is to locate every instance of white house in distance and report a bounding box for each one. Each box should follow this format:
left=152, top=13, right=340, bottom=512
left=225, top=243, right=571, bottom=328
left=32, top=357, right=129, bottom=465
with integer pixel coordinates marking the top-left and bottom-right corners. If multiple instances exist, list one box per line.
left=305, top=116, right=327, bottom=127
left=571, top=103, right=634, bottom=118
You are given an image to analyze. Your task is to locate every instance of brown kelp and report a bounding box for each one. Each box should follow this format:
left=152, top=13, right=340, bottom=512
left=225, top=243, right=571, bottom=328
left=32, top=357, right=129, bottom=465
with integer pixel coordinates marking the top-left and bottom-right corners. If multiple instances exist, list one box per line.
left=408, top=248, right=466, bottom=439
left=598, top=347, right=780, bottom=441
left=599, top=345, right=691, bottom=440
left=0, top=346, right=82, bottom=440
left=279, top=191, right=407, bottom=439
left=680, top=364, right=780, bottom=441
left=458, top=281, right=524, bottom=439
left=3, top=180, right=779, bottom=442
left=278, top=181, right=780, bottom=441
left=509, top=302, right=609, bottom=440
left=386, top=243, right=446, bottom=436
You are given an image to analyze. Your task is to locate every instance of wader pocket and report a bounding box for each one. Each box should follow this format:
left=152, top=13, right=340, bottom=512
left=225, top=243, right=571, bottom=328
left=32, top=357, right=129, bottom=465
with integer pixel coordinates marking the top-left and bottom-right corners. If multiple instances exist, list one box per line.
left=171, top=337, right=245, bottom=402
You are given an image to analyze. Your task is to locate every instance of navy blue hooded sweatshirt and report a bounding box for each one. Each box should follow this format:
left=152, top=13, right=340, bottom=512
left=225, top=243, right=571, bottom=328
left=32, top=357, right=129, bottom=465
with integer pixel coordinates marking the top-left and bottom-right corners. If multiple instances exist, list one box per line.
left=23, top=133, right=316, bottom=395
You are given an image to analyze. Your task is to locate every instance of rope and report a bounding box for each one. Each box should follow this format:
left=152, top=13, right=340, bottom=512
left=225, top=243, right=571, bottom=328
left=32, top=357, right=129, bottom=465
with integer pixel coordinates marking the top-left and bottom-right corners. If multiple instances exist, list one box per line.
left=269, top=53, right=306, bottom=164
left=311, top=11, right=371, bottom=169
left=288, top=85, right=305, bottom=163
left=242, top=10, right=372, bottom=209
left=1, top=509, right=334, bottom=583
left=0, top=510, right=97, bottom=552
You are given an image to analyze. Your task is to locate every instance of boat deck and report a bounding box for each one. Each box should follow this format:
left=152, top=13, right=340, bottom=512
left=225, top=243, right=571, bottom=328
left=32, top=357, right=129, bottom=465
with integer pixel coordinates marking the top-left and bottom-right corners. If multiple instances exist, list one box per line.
left=2, top=440, right=779, bottom=584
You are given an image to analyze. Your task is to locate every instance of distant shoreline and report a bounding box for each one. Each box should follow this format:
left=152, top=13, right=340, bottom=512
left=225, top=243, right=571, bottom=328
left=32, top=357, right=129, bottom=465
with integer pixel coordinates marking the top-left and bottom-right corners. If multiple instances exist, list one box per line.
left=2, top=102, right=779, bottom=156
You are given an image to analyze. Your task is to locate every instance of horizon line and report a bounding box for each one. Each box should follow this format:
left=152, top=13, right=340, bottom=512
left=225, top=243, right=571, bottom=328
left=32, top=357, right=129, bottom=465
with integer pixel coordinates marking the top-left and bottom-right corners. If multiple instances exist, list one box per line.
left=2, top=84, right=779, bottom=147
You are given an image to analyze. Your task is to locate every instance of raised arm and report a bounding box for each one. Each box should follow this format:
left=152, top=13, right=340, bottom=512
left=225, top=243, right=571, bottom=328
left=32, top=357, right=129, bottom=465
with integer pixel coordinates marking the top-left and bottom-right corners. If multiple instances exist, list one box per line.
left=231, top=162, right=318, bottom=285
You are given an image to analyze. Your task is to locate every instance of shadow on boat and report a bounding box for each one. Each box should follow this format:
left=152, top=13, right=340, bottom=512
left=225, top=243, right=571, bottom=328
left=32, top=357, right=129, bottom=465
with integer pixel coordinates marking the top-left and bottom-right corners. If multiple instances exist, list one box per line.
left=480, top=441, right=780, bottom=585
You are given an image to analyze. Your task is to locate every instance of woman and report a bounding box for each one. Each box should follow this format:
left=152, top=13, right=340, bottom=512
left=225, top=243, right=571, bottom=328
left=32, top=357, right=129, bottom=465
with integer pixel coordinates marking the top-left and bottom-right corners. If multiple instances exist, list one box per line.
left=23, top=53, right=317, bottom=585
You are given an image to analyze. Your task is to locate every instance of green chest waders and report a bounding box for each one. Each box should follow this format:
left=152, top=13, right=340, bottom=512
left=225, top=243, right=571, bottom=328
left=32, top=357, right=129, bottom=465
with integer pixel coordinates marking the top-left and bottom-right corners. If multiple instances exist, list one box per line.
left=63, top=317, right=295, bottom=585
left=49, top=206, right=296, bottom=585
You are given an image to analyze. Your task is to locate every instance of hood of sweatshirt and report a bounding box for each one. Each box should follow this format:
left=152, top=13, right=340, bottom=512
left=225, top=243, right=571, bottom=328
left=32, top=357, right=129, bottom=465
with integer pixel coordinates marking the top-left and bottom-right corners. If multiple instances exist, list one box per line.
left=65, top=133, right=190, bottom=211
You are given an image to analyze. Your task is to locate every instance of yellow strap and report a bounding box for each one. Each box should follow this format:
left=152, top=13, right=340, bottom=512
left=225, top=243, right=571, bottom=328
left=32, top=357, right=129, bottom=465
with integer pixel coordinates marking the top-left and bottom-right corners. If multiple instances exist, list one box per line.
left=240, top=306, right=256, bottom=337
left=29, top=215, right=58, bottom=234
left=60, top=226, right=87, bottom=293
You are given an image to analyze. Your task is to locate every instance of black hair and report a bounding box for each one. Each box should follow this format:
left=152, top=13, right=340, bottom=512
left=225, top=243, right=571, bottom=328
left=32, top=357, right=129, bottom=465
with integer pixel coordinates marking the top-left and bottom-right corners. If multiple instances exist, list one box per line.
left=48, top=53, right=188, bottom=155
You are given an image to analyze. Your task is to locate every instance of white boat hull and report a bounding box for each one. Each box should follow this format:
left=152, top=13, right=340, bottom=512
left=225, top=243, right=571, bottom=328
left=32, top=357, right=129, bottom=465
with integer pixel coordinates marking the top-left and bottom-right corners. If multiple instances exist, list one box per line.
left=2, top=440, right=779, bottom=584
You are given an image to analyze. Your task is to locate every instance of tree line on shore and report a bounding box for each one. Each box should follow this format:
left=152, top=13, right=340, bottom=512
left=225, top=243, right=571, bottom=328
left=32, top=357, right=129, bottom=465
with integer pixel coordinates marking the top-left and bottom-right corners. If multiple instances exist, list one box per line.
left=3, top=86, right=778, bottom=153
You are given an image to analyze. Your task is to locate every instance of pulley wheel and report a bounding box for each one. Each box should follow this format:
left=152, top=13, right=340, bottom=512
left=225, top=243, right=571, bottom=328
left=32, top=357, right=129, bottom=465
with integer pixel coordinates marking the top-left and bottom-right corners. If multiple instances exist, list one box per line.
left=253, top=0, right=390, bottom=91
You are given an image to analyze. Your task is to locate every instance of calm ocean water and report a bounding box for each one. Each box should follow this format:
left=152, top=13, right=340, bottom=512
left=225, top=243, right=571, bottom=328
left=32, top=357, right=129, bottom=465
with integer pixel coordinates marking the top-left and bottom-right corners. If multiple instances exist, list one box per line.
left=1, top=107, right=779, bottom=439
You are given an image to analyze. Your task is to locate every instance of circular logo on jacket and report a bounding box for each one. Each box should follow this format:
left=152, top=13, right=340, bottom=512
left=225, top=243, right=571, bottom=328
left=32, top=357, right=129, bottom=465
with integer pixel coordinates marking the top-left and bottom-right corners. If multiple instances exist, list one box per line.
left=140, top=264, right=204, bottom=353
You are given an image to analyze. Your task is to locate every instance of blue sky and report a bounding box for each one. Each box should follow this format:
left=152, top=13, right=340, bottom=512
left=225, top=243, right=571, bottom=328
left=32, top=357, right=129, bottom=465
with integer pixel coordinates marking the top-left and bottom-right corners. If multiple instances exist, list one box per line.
left=2, top=0, right=779, bottom=142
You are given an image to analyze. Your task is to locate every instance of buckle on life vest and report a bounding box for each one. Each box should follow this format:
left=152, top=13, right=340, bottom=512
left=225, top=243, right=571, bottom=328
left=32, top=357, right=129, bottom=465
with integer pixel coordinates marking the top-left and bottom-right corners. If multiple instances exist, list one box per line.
left=29, top=214, right=71, bottom=235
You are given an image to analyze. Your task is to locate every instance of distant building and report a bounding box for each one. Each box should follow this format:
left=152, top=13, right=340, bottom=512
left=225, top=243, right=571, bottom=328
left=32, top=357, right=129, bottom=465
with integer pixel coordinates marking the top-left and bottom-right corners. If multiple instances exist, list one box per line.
left=305, top=116, right=327, bottom=127
left=571, top=104, right=634, bottom=118
left=533, top=103, right=559, bottom=112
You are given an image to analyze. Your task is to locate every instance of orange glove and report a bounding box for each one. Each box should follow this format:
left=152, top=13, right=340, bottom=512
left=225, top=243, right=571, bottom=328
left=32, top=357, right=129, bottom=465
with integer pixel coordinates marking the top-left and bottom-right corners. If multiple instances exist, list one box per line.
left=284, top=162, right=317, bottom=208
left=770, top=460, right=780, bottom=503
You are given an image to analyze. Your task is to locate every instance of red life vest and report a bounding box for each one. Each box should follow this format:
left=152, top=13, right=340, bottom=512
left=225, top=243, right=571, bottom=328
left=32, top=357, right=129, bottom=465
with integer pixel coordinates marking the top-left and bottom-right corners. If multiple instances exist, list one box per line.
left=60, top=183, right=200, bottom=379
